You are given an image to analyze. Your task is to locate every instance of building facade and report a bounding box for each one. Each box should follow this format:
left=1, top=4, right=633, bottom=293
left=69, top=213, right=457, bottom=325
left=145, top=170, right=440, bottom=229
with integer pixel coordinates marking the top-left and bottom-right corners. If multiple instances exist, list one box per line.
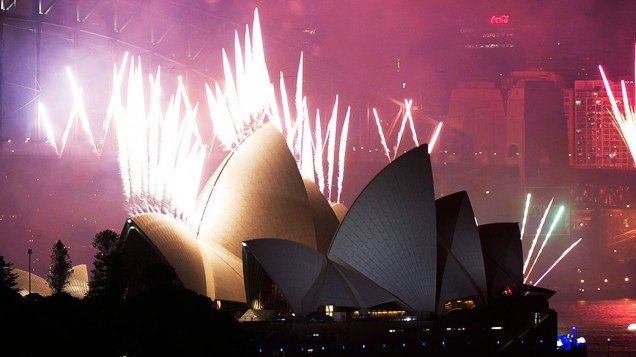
left=570, top=79, right=636, bottom=170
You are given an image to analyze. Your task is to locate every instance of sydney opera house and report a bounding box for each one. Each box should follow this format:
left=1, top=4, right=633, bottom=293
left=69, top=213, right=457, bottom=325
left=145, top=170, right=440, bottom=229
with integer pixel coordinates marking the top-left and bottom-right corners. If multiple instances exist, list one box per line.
left=14, top=264, right=89, bottom=299
left=117, top=122, right=558, bottom=355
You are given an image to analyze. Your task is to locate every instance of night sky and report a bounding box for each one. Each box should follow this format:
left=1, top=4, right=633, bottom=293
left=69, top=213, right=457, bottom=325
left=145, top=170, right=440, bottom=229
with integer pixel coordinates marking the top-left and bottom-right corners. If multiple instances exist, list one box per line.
left=1, top=0, right=636, bottom=284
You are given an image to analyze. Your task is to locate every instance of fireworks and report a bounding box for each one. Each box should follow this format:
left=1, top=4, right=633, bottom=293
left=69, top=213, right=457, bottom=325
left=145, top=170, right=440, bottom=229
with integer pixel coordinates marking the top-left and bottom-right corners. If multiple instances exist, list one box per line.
left=204, top=9, right=351, bottom=203
left=38, top=67, right=99, bottom=157
left=108, top=54, right=207, bottom=222
left=35, top=9, right=353, bottom=220
left=533, top=238, right=582, bottom=286
left=372, top=99, right=443, bottom=162
left=519, top=193, right=580, bottom=286
left=598, top=43, right=636, bottom=166
left=525, top=205, right=565, bottom=282
left=522, top=195, right=555, bottom=277
left=428, top=121, right=443, bottom=154
left=106, top=8, right=358, bottom=219
left=36, top=8, right=445, bottom=224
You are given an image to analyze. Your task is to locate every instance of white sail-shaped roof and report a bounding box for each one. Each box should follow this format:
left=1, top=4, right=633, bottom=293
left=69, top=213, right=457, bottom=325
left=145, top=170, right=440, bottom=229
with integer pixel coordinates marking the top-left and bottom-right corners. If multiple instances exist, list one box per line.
left=435, top=191, right=488, bottom=315
left=15, top=269, right=51, bottom=297
left=66, top=264, right=89, bottom=298
left=303, top=178, right=340, bottom=255
left=328, top=144, right=437, bottom=314
left=244, top=238, right=397, bottom=317
left=194, top=122, right=317, bottom=258
left=116, top=123, right=528, bottom=317
left=121, top=213, right=209, bottom=296
left=15, top=265, right=87, bottom=298
left=198, top=239, right=245, bottom=302
left=478, top=222, right=524, bottom=303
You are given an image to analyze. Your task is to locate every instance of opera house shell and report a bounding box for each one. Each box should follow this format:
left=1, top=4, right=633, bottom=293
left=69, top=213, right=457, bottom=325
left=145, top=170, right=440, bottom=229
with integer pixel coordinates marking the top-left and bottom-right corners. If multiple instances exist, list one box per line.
left=15, top=264, right=90, bottom=299
left=119, top=122, right=533, bottom=318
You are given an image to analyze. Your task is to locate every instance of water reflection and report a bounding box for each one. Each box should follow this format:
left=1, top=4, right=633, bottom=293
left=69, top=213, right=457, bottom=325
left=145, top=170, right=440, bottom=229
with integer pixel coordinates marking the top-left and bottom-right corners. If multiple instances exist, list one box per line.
left=551, top=298, right=636, bottom=356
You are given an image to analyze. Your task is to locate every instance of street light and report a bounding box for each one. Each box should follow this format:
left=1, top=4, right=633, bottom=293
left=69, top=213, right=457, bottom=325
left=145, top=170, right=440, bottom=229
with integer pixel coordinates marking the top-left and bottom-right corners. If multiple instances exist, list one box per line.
left=27, top=249, right=32, bottom=295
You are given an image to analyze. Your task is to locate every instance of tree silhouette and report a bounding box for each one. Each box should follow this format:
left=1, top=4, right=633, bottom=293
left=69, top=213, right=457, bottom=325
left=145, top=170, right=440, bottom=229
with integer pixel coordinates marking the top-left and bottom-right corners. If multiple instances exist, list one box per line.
left=0, top=255, right=20, bottom=296
left=47, top=240, right=73, bottom=294
left=143, top=262, right=181, bottom=292
left=87, top=229, right=126, bottom=301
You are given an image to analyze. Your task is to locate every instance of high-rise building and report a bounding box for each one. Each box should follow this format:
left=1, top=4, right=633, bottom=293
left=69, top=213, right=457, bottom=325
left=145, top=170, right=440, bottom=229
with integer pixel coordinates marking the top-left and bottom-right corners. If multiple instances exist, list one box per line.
left=439, top=70, right=568, bottom=183
left=569, top=79, right=635, bottom=170
left=456, top=12, right=524, bottom=82
left=433, top=70, right=568, bottom=228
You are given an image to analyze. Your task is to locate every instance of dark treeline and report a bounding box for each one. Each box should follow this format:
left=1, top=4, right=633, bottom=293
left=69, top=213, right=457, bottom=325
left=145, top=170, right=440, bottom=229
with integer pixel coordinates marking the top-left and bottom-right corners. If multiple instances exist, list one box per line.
left=0, top=279, right=255, bottom=356
left=0, top=229, right=255, bottom=357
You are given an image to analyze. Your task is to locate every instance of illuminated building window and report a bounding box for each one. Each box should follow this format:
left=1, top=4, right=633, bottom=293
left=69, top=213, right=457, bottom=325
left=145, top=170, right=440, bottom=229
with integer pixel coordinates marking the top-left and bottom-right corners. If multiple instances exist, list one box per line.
left=325, top=305, right=333, bottom=317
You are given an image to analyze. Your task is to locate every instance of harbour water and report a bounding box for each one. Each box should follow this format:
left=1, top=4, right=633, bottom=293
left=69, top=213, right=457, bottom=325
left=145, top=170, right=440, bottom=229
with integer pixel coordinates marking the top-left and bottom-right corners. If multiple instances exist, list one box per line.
left=550, top=298, right=636, bottom=356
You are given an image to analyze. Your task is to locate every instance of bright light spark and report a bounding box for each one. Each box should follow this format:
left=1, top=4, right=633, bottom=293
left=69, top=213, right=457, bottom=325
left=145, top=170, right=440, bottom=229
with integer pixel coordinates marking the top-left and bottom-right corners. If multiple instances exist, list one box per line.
left=38, top=102, right=60, bottom=157
left=300, top=98, right=314, bottom=180
left=314, top=100, right=347, bottom=202
left=374, top=102, right=440, bottom=158
left=519, top=195, right=577, bottom=285
left=37, top=67, right=105, bottom=157
left=390, top=99, right=420, bottom=160
left=393, top=103, right=410, bottom=161
left=372, top=107, right=392, bottom=162
left=523, top=197, right=554, bottom=275
left=205, top=8, right=278, bottom=151
left=405, top=99, right=419, bottom=147
left=52, top=7, right=352, bottom=221
left=294, top=52, right=304, bottom=135
left=428, top=121, right=443, bottom=154
left=204, top=10, right=348, bottom=202
left=519, top=193, right=532, bottom=241
left=102, top=52, right=130, bottom=153
left=326, top=103, right=338, bottom=201
left=109, top=54, right=206, bottom=222
left=314, top=111, right=325, bottom=193
left=337, top=107, right=350, bottom=203
left=534, top=238, right=583, bottom=286
left=279, top=71, right=293, bottom=136
left=61, top=66, right=98, bottom=157
left=524, top=205, right=565, bottom=283
left=598, top=43, right=636, bottom=166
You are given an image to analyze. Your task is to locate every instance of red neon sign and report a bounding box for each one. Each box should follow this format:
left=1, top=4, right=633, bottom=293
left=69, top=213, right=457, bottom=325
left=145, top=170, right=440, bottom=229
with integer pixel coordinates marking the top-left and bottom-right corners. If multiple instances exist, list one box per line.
left=490, top=15, right=509, bottom=24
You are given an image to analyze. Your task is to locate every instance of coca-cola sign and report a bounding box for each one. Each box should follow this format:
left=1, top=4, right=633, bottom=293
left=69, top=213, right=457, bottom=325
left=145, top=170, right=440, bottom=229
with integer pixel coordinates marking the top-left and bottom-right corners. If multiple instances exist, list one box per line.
left=490, top=15, right=509, bottom=24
